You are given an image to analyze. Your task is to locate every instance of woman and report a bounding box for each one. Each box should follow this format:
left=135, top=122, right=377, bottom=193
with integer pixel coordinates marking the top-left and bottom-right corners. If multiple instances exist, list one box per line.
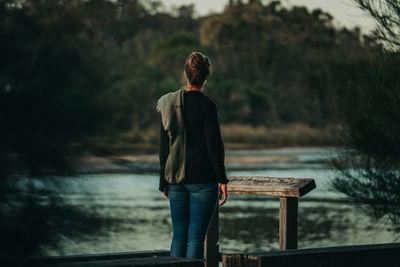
left=156, top=51, right=228, bottom=260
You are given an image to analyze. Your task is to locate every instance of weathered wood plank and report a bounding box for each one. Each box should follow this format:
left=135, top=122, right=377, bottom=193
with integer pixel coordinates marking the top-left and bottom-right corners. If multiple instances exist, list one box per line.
left=279, top=197, right=298, bottom=249
left=258, top=242, right=400, bottom=267
left=36, top=250, right=169, bottom=264
left=44, top=256, right=203, bottom=267
left=204, top=205, right=219, bottom=267
left=222, top=253, right=258, bottom=267
left=227, top=176, right=316, bottom=197
left=222, top=242, right=400, bottom=267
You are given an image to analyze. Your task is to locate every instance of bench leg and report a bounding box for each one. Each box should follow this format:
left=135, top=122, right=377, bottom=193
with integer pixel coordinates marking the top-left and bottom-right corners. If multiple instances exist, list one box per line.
left=279, top=197, right=298, bottom=250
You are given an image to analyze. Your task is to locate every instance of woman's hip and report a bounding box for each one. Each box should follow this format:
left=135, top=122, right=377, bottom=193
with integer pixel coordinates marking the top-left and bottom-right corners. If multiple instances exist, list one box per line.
left=168, top=181, right=218, bottom=195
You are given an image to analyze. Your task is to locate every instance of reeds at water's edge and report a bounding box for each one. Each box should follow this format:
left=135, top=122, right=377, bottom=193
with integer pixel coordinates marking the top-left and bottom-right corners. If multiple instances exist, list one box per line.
left=82, top=123, right=344, bottom=154
left=220, top=123, right=343, bottom=148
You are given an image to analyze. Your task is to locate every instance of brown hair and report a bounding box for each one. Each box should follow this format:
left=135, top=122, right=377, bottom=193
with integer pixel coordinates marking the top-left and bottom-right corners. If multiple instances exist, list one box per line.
left=184, top=52, right=212, bottom=87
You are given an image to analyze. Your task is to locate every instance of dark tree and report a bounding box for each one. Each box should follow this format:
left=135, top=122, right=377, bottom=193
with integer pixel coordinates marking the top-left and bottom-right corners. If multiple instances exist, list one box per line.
left=0, top=0, right=130, bottom=264
left=331, top=0, right=400, bottom=232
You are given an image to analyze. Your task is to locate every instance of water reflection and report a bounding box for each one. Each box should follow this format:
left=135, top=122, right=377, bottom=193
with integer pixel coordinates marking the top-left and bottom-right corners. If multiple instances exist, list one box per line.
left=32, top=170, right=396, bottom=256
left=220, top=196, right=394, bottom=252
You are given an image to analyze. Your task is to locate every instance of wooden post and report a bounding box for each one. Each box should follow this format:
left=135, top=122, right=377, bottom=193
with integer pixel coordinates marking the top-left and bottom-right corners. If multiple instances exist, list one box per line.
left=204, top=205, right=219, bottom=267
left=279, top=197, right=298, bottom=250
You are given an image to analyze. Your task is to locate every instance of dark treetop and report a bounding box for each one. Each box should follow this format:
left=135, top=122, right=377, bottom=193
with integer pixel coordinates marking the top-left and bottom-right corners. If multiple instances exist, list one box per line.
left=159, top=90, right=229, bottom=193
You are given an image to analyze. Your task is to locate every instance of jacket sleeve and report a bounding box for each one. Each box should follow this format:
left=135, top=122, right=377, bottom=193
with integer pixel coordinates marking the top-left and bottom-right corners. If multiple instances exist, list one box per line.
left=204, top=102, right=229, bottom=184
left=159, top=115, right=170, bottom=193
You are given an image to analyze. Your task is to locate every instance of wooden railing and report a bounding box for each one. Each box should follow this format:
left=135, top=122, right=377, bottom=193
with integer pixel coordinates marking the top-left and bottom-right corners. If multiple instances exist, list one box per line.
left=222, top=242, right=400, bottom=267
left=204, top=176, right=316, bottom=267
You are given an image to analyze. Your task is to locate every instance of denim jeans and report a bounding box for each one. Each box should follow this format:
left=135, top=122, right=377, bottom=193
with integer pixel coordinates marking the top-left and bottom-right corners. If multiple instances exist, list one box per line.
left=168, top=181, right=219, bottom=259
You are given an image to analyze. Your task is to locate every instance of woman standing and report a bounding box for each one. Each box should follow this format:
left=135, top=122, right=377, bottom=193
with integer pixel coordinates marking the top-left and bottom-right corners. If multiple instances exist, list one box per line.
left=156, top=51, right=228, bottom=260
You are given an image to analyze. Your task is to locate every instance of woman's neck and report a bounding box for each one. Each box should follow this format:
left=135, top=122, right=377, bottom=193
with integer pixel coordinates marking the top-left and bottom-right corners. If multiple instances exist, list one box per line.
left=186, top=84, right=201, bottom=91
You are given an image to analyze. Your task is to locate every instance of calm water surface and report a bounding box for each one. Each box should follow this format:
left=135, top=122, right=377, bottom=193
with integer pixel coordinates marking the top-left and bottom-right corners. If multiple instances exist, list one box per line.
left=34, top=147, right=397, bottom=256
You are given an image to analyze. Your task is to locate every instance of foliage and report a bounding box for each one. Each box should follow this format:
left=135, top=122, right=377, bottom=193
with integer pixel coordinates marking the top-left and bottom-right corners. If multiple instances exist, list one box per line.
left=330, top=52, right=400, bottom=232
left=199, top=1, right=379, bottom=126
left=330, top=0, right=400, bottom=232
left=0, top=0, right=116, bottom=176
left=354, top=0, right=400, bottom=51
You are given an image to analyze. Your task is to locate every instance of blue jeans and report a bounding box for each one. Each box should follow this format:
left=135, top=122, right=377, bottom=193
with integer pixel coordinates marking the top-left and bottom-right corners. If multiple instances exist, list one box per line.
left=168, top=182, right=219, bottom=260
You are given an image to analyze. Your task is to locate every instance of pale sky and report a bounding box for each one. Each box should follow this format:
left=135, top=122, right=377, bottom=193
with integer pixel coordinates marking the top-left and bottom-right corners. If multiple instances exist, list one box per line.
left=160, top=0, right=376, bottom=34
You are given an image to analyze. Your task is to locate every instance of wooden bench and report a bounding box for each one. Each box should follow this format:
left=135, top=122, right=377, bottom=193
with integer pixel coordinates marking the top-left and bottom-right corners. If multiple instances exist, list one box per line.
left=222, top=242, right=400, bottom=267
left=204, top=176, right=316, bottom=267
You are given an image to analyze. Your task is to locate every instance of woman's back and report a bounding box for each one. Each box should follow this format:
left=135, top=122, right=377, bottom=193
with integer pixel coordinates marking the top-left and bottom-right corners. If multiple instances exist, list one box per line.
left=158, top=88, right=228, bottom=193
left=183, top=90, right=225, bottom=185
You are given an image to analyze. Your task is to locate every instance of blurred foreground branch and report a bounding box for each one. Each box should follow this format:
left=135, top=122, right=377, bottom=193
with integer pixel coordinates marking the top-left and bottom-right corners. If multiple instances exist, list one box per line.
left=331, top=0, right=400, bottom=233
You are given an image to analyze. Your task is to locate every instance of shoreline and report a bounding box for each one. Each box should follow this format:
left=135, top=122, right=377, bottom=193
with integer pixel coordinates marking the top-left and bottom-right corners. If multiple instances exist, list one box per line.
left=77, top=146, right=340, bottom=175
left=93, top=143, right=342, bottom=155
left=87, top=123, right=345, bottom=155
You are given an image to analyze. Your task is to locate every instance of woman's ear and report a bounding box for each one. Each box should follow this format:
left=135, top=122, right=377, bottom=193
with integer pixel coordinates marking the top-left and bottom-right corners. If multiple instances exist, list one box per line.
left=184, top=71, right=187, bottom=79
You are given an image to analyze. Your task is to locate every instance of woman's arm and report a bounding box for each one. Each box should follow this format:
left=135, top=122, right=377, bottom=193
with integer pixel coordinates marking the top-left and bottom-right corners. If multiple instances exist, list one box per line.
left=204, top=102, right=229, bottom=185
left=159, top=115, right=169, bottom=195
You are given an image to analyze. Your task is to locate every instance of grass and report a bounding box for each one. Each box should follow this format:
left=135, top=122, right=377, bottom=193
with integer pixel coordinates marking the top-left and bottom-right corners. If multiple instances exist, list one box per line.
left=220, top=123, right=344, bottom=149
left=84, top=123, right=344, bottom=155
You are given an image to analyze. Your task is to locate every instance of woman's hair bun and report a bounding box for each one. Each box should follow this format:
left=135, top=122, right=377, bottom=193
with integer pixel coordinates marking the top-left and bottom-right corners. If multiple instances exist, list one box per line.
left=191, top=53, right=200, bottom=66
left=184, top=52, right=212, bottom=87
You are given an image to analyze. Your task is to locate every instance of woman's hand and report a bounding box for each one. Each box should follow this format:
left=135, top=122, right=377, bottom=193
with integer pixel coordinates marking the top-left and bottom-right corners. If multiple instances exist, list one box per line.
left=162, top=193, right=169, bottom=200
left=219, top=183, right=228, bottom=206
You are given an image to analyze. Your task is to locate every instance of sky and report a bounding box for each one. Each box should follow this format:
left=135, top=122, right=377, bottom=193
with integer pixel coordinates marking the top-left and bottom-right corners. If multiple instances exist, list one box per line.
left=160, top=0, right=376, bottom=34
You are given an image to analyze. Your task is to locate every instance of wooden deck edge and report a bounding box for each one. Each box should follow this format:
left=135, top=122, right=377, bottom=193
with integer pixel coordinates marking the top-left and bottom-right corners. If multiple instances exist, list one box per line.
left=221, top=243, right=400, bottom=267
left=42, top=256, right=203, bottom=267
left=32, top=250, right=170, bottom=264
left=254, top=242, right=400, bottom=256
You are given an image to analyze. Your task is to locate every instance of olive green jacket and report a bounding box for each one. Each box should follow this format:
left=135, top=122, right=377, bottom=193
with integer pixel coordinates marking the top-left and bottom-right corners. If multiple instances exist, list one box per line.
left=156, top=88, right=186, bottom=184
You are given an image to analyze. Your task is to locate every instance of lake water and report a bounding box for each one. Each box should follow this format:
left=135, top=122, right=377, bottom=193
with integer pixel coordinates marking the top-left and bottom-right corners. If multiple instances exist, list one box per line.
left=31, top=147, right=398, bottom=256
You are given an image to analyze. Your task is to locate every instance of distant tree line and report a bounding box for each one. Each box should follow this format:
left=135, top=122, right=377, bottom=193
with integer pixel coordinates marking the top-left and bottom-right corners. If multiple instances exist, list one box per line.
left=1, top=0, right=384, bottom=173
left=1, top=0, right=383, bottom=155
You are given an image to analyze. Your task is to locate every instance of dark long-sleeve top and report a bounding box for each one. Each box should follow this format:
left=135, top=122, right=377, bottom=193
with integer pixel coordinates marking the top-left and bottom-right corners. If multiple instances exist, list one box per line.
left=159, top=90, right=229, bottom=193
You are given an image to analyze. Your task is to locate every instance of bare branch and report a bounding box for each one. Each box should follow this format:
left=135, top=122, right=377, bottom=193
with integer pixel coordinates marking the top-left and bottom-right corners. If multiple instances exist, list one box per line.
left=354, top=0, right=400, bottom=51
